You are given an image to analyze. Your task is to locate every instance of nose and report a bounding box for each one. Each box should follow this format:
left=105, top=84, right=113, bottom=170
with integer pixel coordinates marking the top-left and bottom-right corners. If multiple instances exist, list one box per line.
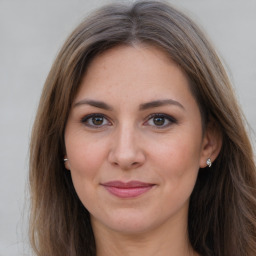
left=108, top=124, right=146, bottom=170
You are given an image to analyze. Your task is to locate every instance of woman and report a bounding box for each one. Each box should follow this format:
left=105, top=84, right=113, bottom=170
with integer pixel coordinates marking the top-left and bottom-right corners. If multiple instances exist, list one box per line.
left=29, top=1, right=256, bottom=255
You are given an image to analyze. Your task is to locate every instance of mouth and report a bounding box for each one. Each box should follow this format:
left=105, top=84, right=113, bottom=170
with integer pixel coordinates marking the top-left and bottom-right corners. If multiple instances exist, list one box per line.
left=101, top=180, right=155, bottom=198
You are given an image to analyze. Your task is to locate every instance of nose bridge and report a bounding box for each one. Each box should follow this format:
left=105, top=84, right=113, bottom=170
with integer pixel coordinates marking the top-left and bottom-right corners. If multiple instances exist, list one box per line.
left=115, top=121, right=138, bottom=158
left=108, top=121, right=145, bottom=169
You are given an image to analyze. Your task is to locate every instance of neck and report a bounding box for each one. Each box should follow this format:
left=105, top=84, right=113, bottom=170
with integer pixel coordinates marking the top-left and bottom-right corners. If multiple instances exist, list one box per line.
left=96, top=235, right=195, bottom=256
left=92, top=213, right=197, bottom=256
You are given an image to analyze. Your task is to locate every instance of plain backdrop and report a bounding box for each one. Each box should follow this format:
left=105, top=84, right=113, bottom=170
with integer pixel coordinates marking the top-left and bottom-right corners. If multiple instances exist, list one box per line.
left=0, top=0, right=255, bottom=255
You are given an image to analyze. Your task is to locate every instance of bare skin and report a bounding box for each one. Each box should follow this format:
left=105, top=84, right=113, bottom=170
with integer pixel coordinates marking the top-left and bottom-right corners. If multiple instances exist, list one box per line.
left=64, top=44, right=221, bottom=256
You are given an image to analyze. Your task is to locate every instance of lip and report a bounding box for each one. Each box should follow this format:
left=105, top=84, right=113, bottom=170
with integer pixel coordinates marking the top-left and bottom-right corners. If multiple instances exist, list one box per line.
left=101, top=180, right=155, bottom=198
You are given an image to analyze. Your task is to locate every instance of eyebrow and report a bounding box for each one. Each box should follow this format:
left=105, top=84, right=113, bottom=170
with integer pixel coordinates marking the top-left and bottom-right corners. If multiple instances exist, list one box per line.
left=73, top=99, right=113, bottom=110
left=73, top=98, right=185, bottom=111
left=139, top=99, right=185, bottom=111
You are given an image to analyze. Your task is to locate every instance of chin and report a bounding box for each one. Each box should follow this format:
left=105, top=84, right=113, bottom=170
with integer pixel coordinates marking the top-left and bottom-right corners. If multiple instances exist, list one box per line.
left=91, top=207, right=173, bottom=236
left=109, top=219, right=155, bottom=235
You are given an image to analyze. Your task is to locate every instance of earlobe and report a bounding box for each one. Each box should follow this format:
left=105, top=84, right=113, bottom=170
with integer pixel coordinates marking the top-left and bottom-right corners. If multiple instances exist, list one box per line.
left=63, top=155, right=70, bottom=170
left=199, top=119, right=222, bottom=168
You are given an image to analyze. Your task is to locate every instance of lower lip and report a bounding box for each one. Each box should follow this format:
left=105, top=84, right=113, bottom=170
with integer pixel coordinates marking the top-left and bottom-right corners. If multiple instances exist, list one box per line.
left=103, top=185, right=154, bottom=198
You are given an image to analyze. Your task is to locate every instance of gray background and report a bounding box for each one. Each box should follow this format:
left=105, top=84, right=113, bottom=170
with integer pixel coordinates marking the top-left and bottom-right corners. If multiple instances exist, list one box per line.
left=0, top=0, right=255, bottom=255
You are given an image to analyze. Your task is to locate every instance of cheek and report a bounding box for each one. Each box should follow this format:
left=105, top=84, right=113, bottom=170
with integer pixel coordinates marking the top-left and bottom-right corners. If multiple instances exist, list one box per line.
left=155, top=136, right=201, bottom=204
left=154, top=135, right=201, bottom=167
left=150, top=131, right=202, bottom=184
left=65, top=135, right=108, bottom=208
left=65, top=133, right=108, bottom=178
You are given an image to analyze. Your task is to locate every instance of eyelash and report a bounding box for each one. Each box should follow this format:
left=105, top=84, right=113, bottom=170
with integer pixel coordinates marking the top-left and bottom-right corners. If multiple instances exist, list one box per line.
left=144, top=113, right=177, bottom=129
left=81, top=113, right=111, bottom=128
left=81, top=113, right=177, bottom=129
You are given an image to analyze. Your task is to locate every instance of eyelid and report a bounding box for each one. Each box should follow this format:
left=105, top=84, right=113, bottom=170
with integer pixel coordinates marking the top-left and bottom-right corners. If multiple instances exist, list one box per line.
left=81, top=113, right=112, bottom=128
left=143, top=113, right=177, bottom=128
left=80, top=112, right=177, bottom=129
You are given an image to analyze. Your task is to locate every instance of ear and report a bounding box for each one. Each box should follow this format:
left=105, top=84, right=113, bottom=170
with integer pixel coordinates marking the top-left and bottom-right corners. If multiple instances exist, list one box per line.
left=64, top=154, right=70, bottom=170
left=199, top=118, right=222, bottom=168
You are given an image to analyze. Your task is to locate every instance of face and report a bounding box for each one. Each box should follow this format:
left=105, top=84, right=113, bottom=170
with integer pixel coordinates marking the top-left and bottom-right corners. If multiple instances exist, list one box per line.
left=64, top=45, right=211, bottom=236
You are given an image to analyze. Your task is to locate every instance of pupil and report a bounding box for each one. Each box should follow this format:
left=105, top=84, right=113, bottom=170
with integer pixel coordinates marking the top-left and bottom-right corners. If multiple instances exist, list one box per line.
left=92, top=116, right=103, bottom=125
left=153, top=117, right=165, bottom=126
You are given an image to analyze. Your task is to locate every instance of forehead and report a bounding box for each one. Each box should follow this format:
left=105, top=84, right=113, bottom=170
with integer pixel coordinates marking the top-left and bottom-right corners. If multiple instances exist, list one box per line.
left=75, top=44, right=193, bottom=104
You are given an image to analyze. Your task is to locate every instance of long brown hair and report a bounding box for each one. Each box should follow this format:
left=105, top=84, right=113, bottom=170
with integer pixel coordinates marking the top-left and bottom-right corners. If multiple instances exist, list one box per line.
left=29, top=1, right=256, bottom=255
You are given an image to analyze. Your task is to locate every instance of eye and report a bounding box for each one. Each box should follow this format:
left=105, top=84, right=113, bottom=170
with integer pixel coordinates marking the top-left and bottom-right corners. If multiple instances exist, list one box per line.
left=81, top=114, right=111, bottom=128
left=145, top=114, right=176, bottom=128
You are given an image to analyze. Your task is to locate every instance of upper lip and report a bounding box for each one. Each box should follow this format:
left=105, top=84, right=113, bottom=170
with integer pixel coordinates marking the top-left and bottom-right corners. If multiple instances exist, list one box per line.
left=101, top=180, right=155, bottom=188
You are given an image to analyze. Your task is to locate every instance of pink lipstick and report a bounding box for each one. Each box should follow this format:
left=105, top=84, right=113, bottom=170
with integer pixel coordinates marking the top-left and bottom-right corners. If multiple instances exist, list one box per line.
left=101, top=181, right=154, bottom=198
